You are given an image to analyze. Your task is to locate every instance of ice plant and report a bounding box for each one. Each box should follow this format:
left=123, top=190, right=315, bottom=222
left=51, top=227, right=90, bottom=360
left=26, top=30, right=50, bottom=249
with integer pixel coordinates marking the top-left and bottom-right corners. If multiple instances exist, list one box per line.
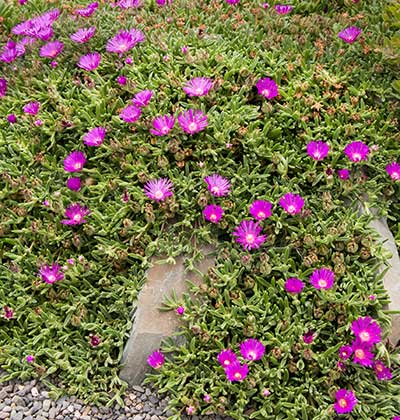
left=63, top=151, right=86, bottom=172
left=0, top=40, right=25, bottom=63
left=225, top=361, right=249, bottom=382
left=344, top=141, right=369, bottom=162
left=183, top=77, right=213, bottom=97
left=386, top=162, right=400, bottom=181
left=351, top=341, right=374, bottom=367
left=274, top=4, right=293, bottom=14
left=106, top=29, right=145, bottom=55
left=3, top=306, right=14, bottom=319
left=373, top=360, right=392, bottom=381
left=117, top=75, right=127, bottom=85
left=334, top=389, right=357, bottom=414
left=249, top=200, right=272, bottom=220
left=77, top=52, right=101, bottom=71
left=217, top=349, right=238, bottom=368
left=61, top=203, right=91, bottom=225
left=7, top=114, right=17, bottom=124
left=284, top=277, right=304, bottom=294
left=147, top=350, right=165, bottom=368
left=233, top=220, right=267, bottom=250
left=83, top=127, right=106, bottom=146
left=150, top=115, right=175, bottom=136
left=89, top=335, right=101, bottom=347
left=66, top=177, right=81, bottom=191
left=302, top=331, right=315, bottom=344
left=39, top=41, right=64, bottom=58
left=351, top=316, right=381, bottom=347
left=119, top=105, right=142, bottom=123
left=204, top=174, right=231, bottom=197
left=39, top=263, right=64, bottom=284
left=70, top=27, right=96, bottom=43
left=309, top=268, right=335, bottom=290
left=26, top=355, right=35, bottom=363
left=338, top=27, right=362, bottom=44
left=117, top=0, right=142, bottom=8
left=0, top=78, right=7, bottom=97
left=339, top=345, right=353, bottom=361
left=256, top=77, right=278, bottom=99
left=240, top=339, right=265, bottom=361
left=177, top=109, right=208, bottom=134
left=75, top=2, right=98, bottom=17
left=144, top=178, right=173, bottom=202
left=306, top=141, right=330, bottom=161
left=338, top=169, right=350, bottom=180
left=23, top=101, right=40, bottom=115
left=226, top=0, right=240, bottom=4
left=176, top=306, right=185, bottom=315
left=279, top=193, right=304, bottom=215
left=203, top=204, right=224, bottom=223
left=132, top=90, right=153, bottom=107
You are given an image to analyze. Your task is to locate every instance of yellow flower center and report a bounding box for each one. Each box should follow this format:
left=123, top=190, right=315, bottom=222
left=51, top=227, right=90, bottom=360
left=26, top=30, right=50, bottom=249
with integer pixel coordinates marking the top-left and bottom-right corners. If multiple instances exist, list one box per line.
left=188, top=122, right=198, bottom=132
left=359, top=331, right=370, bottom=342
left=338, top=398, right=348, bottom=408
left=234, top=372, right=242, bottom=380
left=257, top=211, right=265, bottom=219
left=355, top=349, right=364, bottom=359
left=154, top=190, right=164, bottom=200
left=318, top=279, right=327, bottom=288
left=73, top=214, right=82, bottom=222
left=246, top=234, right=255, bottom=244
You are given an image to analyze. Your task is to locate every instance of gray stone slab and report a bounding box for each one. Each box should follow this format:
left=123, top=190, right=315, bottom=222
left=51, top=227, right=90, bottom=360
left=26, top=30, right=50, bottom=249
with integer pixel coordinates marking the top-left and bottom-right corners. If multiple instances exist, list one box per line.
left=120, top=247, right=215, bottom=385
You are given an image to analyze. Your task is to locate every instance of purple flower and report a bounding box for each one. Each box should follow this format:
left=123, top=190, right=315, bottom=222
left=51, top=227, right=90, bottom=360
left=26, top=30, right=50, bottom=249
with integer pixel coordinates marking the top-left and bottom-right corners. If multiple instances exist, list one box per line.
left=274, top=4, right=293, bottom=14
left=61, top=203, right=91, bottom=225
left=149, top=115, right=175, bottom=136
left=339, top=345, right=353, bottom=361
left=23, top=101, right=40, bottom=115
left=203, top=394, right=211, bottom=402
left=309, top=267, right=335, bottom=290
left=373, top=360, right=392, bottom=381
left=351, top=340, right=374, bottom=367
left=39, top=263, right=64, bottom=284
left=144, top=178, right=173, bottom=202
left=344, top=141, right=369, bottom=162
left=284, top=277, right=304, bottom=294
left=338, top=169, right=350, bottom=180
left=306, top=141, right=330, bottom=161
left=26, top=355, right=35, bottom=363
left=83, top=127, right=106, bottom=146
left=386, top=162, right=400, bottom=181
left=75, top=2, right=98, bottom=17
left=35, top=119, right=42, bottom=126
left=3, top=306, right=14, bottom=319
left=183, top=77, right=213, bottom=97
left=106, top=29, right=145, bottom=54
left=119, top=105, right=142, bottom=123
left=0, top=78, right=7, bottom=97
left=302, top=331, right=315, bottom=344
left=334, top=389, right=357, bottom=414
left=77, top=52, right=101, bottom=71
left=39, top=41, right=64, bottom=58
left=70, top=27, right=96, bottom=43
left=66, top=177, right=81, bottom=191
left=177, top=109, right=208, bottom=134
left=7, top=114, right=17, bottom=124
left=117, top=75, right=127, bottom=85
left=262, top=2, right=269, bottom=8
left=203, top=204, right=224, bottom=223
left=217, top=349, right=238, bottom=368
left=279, top=193, right=304, bottom=215
left=338, top=27, right=362, bottom=44
left=156, top=0, right=173, bottom=5
left=176, top=306, right=185, bottom=315
left=393, top=417, right=400, bottom=420
left=181, top=45, right=188, bottom=54
left=64, top=151, right=86, bottom=172
left=116, top=0, right=142, bottom=8
left=233, top=220, right=267, bottom=250
left=147, top=350, right=165, bottom=369
left=132, top=90, right=153, bottom=107
left=256, top=77, right=278, bottom=99
left=240, top=339, right=265, bottom=361
left=249, top=200, right=272, bottom=220
left=204, top=174, right=231, bottom=197
left=0, top=40, right=25, bottom=63
left=226, top=0, right=240, bottom=3
left=225, top=361, right=249, bottom=382
left=351, top=316, right=381, bottom=347
left=89, top=334, right=101, bottom=347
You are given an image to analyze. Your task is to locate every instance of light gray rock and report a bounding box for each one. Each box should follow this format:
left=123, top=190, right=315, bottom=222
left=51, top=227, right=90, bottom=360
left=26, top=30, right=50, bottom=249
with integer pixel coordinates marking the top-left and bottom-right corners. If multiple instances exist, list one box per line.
left=10, top=410, right=23, bottom=420
left=42, top=400, right=51, bottom=412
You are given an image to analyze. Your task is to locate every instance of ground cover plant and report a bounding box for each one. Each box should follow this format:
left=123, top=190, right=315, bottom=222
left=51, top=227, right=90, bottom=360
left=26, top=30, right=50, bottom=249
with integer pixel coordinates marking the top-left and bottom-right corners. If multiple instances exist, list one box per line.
left=0, top=0, right=399, bottom=418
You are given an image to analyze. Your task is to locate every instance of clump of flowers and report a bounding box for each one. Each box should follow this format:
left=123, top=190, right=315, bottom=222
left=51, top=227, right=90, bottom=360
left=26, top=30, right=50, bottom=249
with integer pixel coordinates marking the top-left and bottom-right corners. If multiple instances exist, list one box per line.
left=132, top=90, right=153, bottom=107
left=351, top=316, right=381, bottom=347
left=233, top=220, right=267, bottom=250
left=75, top=2, right=98, bottom=17
left=225, top=361, right=249, bottom=381
left=373, top=360, right=392, bottom=381
left=144, top=178, right=173, bottom=202
left=217, top=349, right=238, bottom=368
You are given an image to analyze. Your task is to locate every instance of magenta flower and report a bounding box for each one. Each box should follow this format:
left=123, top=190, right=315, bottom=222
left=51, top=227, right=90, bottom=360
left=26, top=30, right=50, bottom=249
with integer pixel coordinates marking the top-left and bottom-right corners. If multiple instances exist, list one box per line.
left=117, top=75, right=127, bottom=85
left=334, top=389, right=357, bottom=414
left=150, top=115, right=175, bottom=136
left=119, top=105, right=142, bottom=123
left=77, top=52, right=101, bottom=71
left=217, top=349, right=238, bottom=368
left=132, top=90, right=153, bottom=107
left=344, top=141, right=369, bottom=162
left=351, top=316, right=381, bottom=347
left=393, top=417, right=400, bottom=420
left=256, top=77, right=278, bottom=99
left=61, top=203, right=91, bottom=225
left=249, top=200, right=272, bottom=220
left=204, top=174, right=231, bottom=197
left=284, top=277, right=304, bottom=294
left=75, top=2, right=98, bottom=17
left=39, top=263, right=64, bottom=284
left=240, top=339, right=265, bottom=361
left=23, top=101, right=40, bottom=116
left=279, top=193, right=304, bottom=215
left=262, top=2, right=269, bottom=8
left=203, top=204, right=224, bottom=223
left=386, top=162, right=400, bottom=181
left=338, top=27, right=362, bottom=44
left=66, top=177, right=81, bottom=191
left=7, top=114, right=17, bottom=124
left=226, top=0, right=240, bottom=4
left=176, top=306, right=185, bottom=315
left=39, top=41, right=64, bottom=58
left=3, top=305, right=14, bottom=319
left=302, top=331, right=315, bottom=344
left=178, top=109, right=208, bottom=134
left=83, top=127, right=106, bottom=146
left=183, top=77, right=213, bottom=97
left=117, top=0, right=142, bottom=8
left=233, top=220, right=267, bottom=251
left=70, top=27, right=96, bottom=43
left=274, top=4, right=293, bottom=14
left=89, top=334, right=101, bottom=347
left=225, top=361, right=249, bottom=382
left=144, top=178, right=173, bottom=202
left=0, top=78, right=7, bottom=97
left=351, top=340, right=374, bottom=367
left=147, top=350, right=165, bottom=369
left=106, top=29, right=145, bottom=54
left=310, top=267, right=335, bottom=290
left=373, top=360, right=392, bottom=381
left=339, top=345, right=353, bottom=361
left=0, top=40, right=25, bottom=63
left=338, top=169, right=350, bottom=180
left=26, top=355, right=35, bottom=363
left=64, top=151, right=86, bottom=172
left=306, top=141, right=330, bottom=161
